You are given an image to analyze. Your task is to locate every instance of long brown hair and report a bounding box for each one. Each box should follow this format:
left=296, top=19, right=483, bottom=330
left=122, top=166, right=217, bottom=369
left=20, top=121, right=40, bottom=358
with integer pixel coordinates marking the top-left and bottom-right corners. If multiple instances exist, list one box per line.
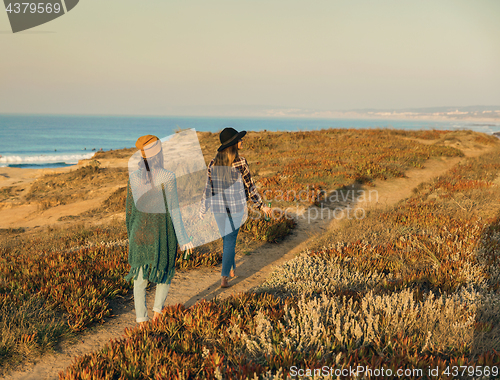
left=213, top=143, right=239, bottom=188
left=214, top=143, right=239, bottom=167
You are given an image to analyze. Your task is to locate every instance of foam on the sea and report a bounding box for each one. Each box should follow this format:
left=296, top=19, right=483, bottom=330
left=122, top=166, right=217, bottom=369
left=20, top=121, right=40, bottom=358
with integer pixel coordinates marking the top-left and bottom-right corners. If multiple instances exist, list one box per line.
left=0, top=153, right=95, bottom=167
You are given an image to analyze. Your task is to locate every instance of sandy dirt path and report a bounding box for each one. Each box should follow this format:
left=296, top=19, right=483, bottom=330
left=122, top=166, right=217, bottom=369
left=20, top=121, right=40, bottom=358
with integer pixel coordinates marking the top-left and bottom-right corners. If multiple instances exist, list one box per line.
left=1, top=145, right=492, bottom=380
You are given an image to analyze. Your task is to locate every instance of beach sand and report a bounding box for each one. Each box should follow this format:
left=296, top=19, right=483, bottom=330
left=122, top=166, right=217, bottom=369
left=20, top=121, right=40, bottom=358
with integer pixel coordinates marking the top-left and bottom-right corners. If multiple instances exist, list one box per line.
left=0, top=156, right=130, bottom=230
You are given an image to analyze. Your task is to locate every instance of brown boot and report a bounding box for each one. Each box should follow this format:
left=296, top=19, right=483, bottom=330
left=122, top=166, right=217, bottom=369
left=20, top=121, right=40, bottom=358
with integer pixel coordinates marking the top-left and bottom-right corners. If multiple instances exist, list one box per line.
left=221, top=276, right=230, bottom=288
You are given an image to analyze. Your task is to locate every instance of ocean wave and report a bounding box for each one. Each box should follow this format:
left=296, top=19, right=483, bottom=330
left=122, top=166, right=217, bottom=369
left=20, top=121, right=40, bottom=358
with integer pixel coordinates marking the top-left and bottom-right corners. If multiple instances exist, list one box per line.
left=0, top=153, right=95, bottom=166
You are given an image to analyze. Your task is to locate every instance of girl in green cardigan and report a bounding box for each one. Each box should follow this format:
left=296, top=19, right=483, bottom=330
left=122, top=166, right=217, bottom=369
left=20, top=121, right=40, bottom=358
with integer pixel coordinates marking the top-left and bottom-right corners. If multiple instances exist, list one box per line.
left=126, top=135, right=193, bottom=325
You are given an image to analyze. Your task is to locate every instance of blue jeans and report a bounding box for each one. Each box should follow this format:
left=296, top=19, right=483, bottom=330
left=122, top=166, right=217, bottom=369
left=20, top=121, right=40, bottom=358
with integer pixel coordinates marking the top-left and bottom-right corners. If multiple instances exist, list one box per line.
left=133, top=267, right=171, bottom=323
left=214, top=211, right=245, bottom=278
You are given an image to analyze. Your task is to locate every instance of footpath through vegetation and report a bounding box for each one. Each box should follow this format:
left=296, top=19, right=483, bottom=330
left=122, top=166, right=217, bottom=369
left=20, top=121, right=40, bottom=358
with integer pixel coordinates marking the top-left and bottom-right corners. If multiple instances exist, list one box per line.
left=0, top=129, right=498, bottom=379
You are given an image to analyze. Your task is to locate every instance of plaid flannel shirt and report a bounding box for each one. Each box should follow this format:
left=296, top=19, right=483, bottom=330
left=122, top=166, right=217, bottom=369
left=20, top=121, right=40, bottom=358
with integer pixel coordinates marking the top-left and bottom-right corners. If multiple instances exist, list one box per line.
left=200, top=156, right=264, bottom=215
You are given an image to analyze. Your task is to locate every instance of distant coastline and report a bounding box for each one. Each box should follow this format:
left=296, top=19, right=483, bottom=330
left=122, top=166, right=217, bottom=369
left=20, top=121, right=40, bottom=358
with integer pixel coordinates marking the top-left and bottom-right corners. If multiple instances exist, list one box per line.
left=2, top=106, right=500, bottom=123
left=256, top=105, right=500, bottom=122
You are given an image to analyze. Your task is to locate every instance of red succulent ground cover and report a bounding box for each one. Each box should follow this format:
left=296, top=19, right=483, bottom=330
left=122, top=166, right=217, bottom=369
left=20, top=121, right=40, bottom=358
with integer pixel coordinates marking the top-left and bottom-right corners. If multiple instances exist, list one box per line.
left=57, top=138, right=500, bottom=379
left=2, top=129, right=498, bottom=379
left=249, top=129, right=463, bottom=205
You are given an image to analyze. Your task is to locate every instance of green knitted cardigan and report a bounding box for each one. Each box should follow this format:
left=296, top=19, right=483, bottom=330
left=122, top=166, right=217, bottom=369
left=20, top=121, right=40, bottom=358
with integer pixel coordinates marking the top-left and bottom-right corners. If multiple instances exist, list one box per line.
left=125, top=170, right=189, bottom=285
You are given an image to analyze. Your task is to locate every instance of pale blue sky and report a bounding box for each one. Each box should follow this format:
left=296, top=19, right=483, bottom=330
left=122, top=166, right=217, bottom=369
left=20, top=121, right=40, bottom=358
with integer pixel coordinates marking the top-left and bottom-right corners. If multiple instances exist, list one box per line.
left=0, top=0, right=499, bottom=115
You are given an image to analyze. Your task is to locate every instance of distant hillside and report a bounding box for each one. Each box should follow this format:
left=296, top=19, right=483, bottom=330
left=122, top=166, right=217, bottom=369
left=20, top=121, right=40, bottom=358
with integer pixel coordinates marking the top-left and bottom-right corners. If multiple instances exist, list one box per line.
left=350, top=106, right=500, bottom=113
left=342, top=105, right=500, bottom=121
left=137, top=104, right=500, bottom=121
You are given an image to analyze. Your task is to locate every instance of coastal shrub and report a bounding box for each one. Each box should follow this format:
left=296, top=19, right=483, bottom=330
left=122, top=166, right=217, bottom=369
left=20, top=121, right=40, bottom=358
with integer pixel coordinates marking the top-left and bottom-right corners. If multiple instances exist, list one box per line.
left=0, top=296, right=69, bottom=376
left=255, top=252, right=386, bottom=298
left=248, top=128, right=467, bottom=206
left=0, top=209, right=297, bottom=372
left=91, top=147, right=136, bottom=159
left=250, top=147, right=500, bottom=372
left=76, top=186, right=128, bottom=218
left=59, top=293, right=288, bottom=380
left=474, top=133, right=500, bottom=145
left=58, top=287, right=500, bottom=380
left=58, top=142, right=500, bottom=380
left=235, top=289, right=476, bottom=361
left=0, top=222, right=128, bottom=254
left=0, top=186, right=14, bottom=203
left=0, top=245, right=130, bottom=332
left=102, top=186, right=127, bottom=212
left=0, top=243, right=130, bottom=372
left=240, top=214, right=296, bottom=243
left=0, top=227, right=25, bottom=236
left=175, top=244, right=222, bottom=270
left=25, top=165, right=128, bottom=207
left=5, top=129, right=500, bottom=379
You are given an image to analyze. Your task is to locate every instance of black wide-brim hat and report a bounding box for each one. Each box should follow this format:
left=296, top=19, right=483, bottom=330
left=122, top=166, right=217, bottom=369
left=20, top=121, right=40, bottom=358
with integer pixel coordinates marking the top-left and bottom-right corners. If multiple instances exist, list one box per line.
left=218, top=127, right=246, bottom=152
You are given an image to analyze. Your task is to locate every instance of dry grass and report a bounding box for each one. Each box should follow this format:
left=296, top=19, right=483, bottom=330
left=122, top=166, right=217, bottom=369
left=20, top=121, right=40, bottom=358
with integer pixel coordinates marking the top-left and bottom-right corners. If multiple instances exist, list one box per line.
left=25, top=162, right=128, bottom=210
left=2, top=128, right=500, bottom=379
left=248, top=144, right=500, bottom=372
left=0, top=186, right=14, bottom=202
left=0, top=219, right=128, bottom=254
left=0, top=297, right=70, bottom=377
left=91, top=148, right=137, bottom=160
left=235, top=288, right=477, bottom=360
left=311, top=149, right=500, bottom=253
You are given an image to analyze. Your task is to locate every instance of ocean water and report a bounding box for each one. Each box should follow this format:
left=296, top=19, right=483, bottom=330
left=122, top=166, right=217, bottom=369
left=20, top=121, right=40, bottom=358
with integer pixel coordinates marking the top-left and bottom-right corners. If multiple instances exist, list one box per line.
left=0, top=114, right=498, bottom=169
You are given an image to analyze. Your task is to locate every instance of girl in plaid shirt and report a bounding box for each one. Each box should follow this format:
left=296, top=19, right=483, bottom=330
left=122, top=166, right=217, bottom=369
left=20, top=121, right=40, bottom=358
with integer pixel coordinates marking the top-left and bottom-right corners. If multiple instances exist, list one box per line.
left=200, top=128, right=271, bottom=288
